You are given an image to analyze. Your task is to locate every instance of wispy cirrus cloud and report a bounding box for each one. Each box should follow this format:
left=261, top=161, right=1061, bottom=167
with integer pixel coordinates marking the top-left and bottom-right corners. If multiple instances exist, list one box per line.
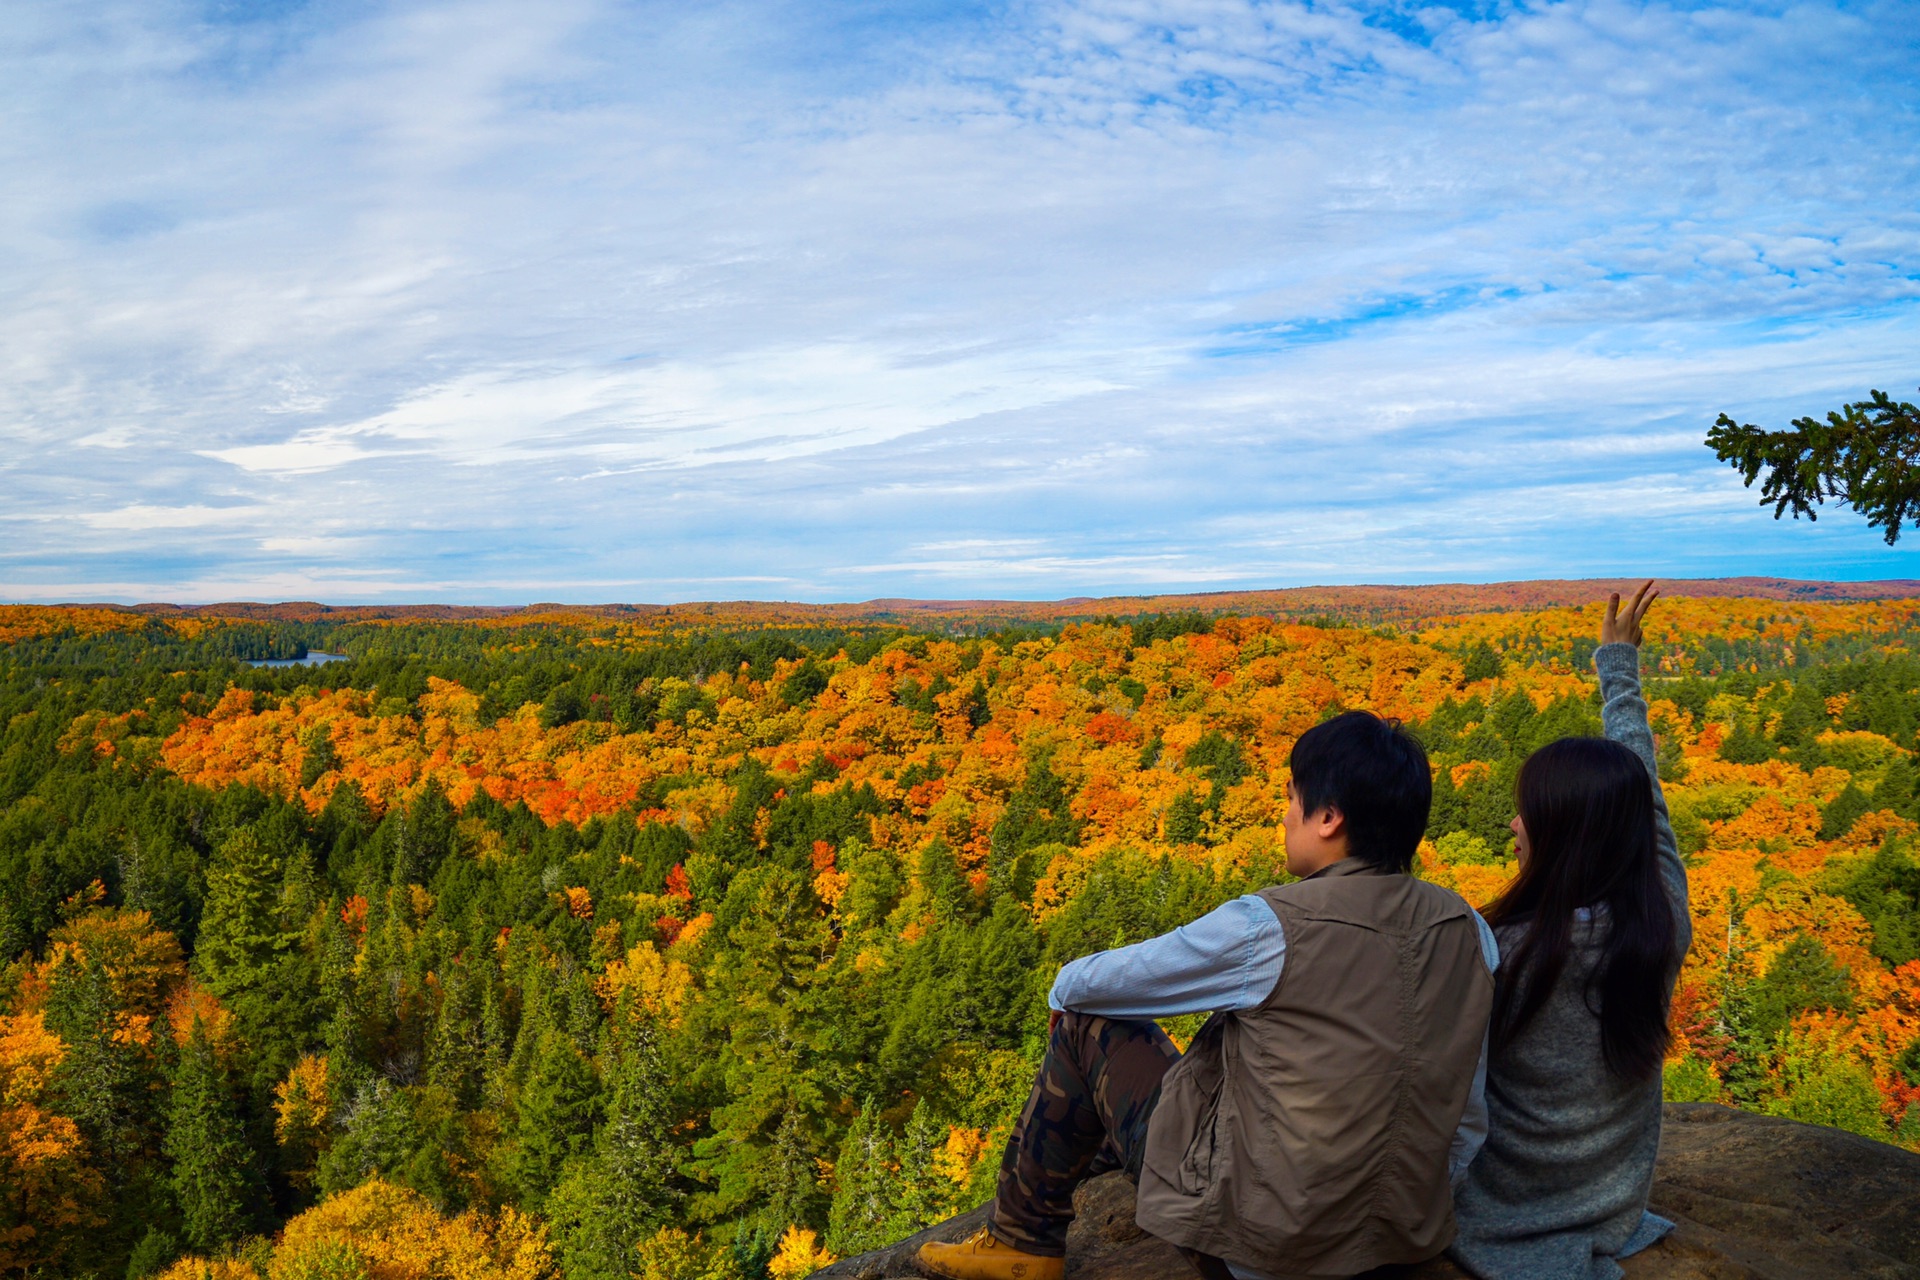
left=2, top=0, right=1918, bottom=603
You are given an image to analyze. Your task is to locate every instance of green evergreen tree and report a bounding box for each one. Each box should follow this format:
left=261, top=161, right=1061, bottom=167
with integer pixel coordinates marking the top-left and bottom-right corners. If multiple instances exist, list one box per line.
left=315, top=1078, right=415, bottom=1197
left=1821, top=783, right=1872, bottom=841
left=318, top=910, right=374, bottom=1108
left=597, top=1013, right=679, bottom=1221
left=1164, top=791, right=1205, bottom=845
left=989, top=756, right=1083, bottom=883
left=765, top=1107, right=827, bottom=1239
left=1754, top=936, right=1856, bottom=1039
left=883, top=1099, right=954, bottom=1239
left=1897, top=1034, right=1920, bottom=1088
left=425, top=956, right=489, bottom=1111
left=544, top=1162, right=620, bottom=1280
left=956, top=895, right=1044, bottom=1043
left=547, top=1009, right=681, bottom=1279
left=509, top=1029, right=600, bottom=1206
left=1771, top=680, right=1829, bottom=749
left=164, top=1019, right=258, bottom=1252
left=1714, top=889, right=1763, bottom=1103
left=1489, top=688, right=1538, bottom=749
left=1718, top=720, right=1775, bottom=764
left=1424, top=767, right=1464, bottom=840
left=1651, top=715, right=1691, bottom=782
left=1136, top=731, right=1163, bottom=769
left=1460, top=642, right=1504, bottom=683
left=1829, top=837, right=1920, bottom=967
left=44, top=950, right=163, bottom=1276
left=125, top=1228, right=181, bottom=1279
left=962, top=677, right=992, bottom=728
left=1763, top=1042, right=1888, bottom=1140
left=1787, top=734, right=1831, bottom=773
left=196, top=826, right=316, bottom=1091
left=1874, top=757, right=1919, bottom=819
left=45, top=952, right=144, bottom=1165
left=1185, top=730, right=1250, bottom=817
left=779, top=659, right=829, bottom=707
left=838, top=839, right=904, bottom=930
left=479, top=965, right=515, bottom=1114
left=195, top=829, right=289, bottom=995
left=297, top=724, right=338, bottom=789
left=1461, top=759, right=1523, bottom=855
left=1707, top=388, right=1920, bottom=544
left=689, top=866, right=835, bottom=1232
left=1725, top=932, right=1856, bottom=1104
left=826, top=1099, right=896, bottom=1255
left=916, top=841, right=972, bottom=922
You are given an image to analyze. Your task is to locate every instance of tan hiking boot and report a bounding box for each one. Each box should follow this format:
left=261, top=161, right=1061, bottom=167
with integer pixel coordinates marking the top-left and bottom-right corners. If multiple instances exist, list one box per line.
left=917, top=1228, right=1064, bottom=1280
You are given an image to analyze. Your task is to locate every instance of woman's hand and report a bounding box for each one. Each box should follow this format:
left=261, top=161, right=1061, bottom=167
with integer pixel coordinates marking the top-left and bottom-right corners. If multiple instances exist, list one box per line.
left=1602, top=581, right=1658, bottom=647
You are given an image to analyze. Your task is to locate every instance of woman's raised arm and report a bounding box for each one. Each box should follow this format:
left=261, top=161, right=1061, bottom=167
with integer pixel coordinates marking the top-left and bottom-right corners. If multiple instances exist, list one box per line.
left=1595, top=584, right=1691, bottom=945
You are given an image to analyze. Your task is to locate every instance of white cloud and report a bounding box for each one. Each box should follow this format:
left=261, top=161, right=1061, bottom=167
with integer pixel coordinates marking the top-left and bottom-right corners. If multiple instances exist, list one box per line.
left=206, top=435, right=379, bottom=474
left=79, top=504, right=263, bottom=531
left=75, top=427, right=139, bottom=449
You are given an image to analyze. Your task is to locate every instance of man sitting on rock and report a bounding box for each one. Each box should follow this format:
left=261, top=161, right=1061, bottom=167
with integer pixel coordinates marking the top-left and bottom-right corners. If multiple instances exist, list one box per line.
left=918, top=711, right=1498, bottom=1280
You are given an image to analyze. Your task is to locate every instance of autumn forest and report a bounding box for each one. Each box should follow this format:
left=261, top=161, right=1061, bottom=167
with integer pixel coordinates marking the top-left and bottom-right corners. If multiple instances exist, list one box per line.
left=3, top=588, right=1919, bottom=1280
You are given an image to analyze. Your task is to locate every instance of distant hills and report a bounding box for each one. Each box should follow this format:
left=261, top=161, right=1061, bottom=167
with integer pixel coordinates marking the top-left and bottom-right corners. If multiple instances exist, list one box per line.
left=32, top=576, right=1920, bottom=631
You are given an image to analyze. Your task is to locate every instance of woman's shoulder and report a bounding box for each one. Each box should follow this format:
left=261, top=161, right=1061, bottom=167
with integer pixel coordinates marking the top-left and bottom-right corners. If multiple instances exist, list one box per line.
left=1490, top=908, right=1611, bottom=957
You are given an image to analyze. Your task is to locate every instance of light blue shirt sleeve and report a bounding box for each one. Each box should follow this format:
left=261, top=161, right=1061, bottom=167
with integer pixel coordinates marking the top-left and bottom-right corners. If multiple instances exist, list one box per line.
left=1047, top=892, right=1286, bottom=1017
left=1450, top=910, right=1500, bottom=1186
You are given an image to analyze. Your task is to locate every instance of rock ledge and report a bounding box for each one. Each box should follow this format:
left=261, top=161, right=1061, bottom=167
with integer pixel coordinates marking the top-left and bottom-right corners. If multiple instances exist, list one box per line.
left=816, top=1105, right=1920, bottom=1280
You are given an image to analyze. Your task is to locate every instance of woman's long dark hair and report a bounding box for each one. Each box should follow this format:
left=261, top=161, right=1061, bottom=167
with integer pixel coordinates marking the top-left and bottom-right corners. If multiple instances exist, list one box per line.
left=1483, top=737, right=1679, bottom=1081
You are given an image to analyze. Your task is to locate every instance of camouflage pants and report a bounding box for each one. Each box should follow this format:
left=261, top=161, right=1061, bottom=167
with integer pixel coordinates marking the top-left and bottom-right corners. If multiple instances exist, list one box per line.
left=986, top=1012, right=1182, bottom=1258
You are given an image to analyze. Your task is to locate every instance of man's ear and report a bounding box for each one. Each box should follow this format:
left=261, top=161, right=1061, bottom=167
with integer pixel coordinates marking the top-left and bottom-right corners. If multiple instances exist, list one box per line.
left=1315, top=806, right=1347, bottom=840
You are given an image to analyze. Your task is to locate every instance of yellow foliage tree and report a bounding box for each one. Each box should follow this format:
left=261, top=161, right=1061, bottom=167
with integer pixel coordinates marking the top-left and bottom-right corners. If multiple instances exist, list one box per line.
left=42, top=904, right=187, bottom=1019
left=268, top=1177, right=553, bottom=1280
left=0, top=1009, right=105, bottom=1274
left=273, top=1054, right=331, bottom=1190
left=596, top=941, right=694, bottom=1023
left=633, top=1227, right=740, bottom=1280
left=154, top=1259, right=262, bottom=1280
left=768, top=1226, right=835, bottom=1280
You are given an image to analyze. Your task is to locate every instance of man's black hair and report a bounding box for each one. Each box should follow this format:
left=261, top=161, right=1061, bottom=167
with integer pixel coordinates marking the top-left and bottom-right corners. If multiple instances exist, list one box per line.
left=1288, top=710, right=1431, bottom=874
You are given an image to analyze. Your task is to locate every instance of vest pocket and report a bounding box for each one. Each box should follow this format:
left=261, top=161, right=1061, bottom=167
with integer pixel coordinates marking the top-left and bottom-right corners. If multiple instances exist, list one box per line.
left=1174, top=1078, right=1222, bottom=1195
left=1172, top=1018, right=1233, bottom=1197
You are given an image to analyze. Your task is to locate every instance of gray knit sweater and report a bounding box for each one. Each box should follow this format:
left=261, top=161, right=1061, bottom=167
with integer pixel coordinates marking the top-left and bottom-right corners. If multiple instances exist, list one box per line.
left=1447, top=642, right=1693, bottom=1280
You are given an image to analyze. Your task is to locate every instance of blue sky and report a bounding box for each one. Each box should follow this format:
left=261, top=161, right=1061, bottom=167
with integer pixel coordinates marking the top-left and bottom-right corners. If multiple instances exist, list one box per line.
left=4, top=0, right=1919, bottom=604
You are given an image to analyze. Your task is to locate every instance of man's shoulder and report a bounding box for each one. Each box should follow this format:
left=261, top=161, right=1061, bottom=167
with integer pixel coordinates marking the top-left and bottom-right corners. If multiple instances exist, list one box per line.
left=1258, top=869, right=1478, bottom=926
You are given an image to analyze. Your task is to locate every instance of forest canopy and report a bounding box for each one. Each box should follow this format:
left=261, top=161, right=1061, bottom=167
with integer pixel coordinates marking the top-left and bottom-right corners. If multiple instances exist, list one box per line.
left=2, top=592, right=1918, bottom=1280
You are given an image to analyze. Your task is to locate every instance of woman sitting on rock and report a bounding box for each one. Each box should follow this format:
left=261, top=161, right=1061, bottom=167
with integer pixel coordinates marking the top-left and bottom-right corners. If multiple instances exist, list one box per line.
left=1449, top=583, right=1692, bottom=1280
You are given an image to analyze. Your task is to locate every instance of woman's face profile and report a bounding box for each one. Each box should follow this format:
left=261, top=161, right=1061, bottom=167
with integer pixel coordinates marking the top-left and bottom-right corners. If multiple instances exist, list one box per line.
left=1509, top=812, right=1530, bottom=869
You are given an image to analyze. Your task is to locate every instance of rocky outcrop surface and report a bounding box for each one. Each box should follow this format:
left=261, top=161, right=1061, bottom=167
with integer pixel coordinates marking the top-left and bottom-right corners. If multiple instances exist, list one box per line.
left=816, top=1105, right=1920, bottom=1280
